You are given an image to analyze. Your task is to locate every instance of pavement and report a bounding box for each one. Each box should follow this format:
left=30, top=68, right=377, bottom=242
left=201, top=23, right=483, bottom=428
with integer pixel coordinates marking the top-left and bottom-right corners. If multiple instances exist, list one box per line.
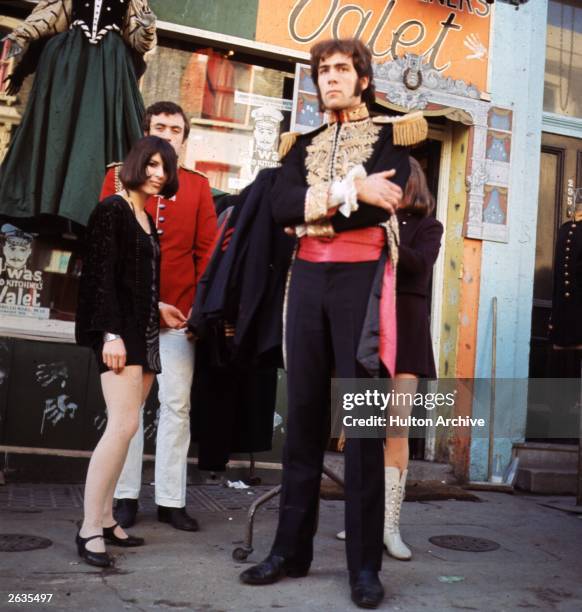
left=1, top=474, right=582, bottom=612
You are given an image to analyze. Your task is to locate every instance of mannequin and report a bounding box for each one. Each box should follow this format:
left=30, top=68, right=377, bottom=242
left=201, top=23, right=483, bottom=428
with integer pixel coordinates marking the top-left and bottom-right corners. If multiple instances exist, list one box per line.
left=0, top=0, right=157, bottom=227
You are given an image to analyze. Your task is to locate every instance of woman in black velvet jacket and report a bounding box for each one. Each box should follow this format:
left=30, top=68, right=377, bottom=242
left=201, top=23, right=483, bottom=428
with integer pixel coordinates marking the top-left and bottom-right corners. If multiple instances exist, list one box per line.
left=75, top=136, right=177, bottom=568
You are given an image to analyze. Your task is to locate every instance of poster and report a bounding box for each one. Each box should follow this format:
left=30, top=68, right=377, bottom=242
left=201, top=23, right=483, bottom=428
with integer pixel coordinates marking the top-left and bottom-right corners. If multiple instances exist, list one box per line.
left=0, top=223, right=49, bottom=319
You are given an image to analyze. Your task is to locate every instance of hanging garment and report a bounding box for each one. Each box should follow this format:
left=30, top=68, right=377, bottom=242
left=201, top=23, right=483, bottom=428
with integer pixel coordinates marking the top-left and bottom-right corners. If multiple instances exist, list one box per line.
left=189, top=168, right=295, bottom=470
left=0, top=0, right=156, bottom=226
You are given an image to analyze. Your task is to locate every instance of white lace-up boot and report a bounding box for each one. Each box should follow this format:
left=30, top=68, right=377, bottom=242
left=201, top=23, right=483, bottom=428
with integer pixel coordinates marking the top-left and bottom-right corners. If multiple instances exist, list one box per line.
left=383, top=466, right=411, bottom=560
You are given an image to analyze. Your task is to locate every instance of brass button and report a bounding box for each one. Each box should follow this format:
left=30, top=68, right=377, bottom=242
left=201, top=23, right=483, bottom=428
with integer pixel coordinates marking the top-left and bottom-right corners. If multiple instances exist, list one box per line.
left=565, top=272, right=569, bottom=276
left=565, top=292, right=571, bottom=297
left=565, top=280, right=570, bottom=285
left=566, top=247, right=570, bottom=252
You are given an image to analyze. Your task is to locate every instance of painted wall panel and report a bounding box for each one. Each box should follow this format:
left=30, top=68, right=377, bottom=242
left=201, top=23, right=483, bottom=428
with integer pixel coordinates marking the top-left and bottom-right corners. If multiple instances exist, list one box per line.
left=470, top=0, right=548, bottom=481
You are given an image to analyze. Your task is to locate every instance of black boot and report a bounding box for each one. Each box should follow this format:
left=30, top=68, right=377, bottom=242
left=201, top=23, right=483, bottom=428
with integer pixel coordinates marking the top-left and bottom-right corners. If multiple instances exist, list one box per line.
left=113, top=498, right=138, bottom=529
left=239, top=554, right=310, bottom=585
left=157, top=505, right=199, bottom=532
left=349, top=570, right=384, bottom=609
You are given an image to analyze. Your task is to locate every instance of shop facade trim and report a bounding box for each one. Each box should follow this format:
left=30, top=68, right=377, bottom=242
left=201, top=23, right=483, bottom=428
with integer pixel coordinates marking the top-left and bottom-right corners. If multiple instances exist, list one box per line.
left=542, top=111, right=582, bottom=140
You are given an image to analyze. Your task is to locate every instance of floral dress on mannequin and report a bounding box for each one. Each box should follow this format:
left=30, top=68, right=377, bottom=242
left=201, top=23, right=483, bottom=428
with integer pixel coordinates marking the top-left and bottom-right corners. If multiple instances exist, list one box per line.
left=0, top=0, right=156, bottom=226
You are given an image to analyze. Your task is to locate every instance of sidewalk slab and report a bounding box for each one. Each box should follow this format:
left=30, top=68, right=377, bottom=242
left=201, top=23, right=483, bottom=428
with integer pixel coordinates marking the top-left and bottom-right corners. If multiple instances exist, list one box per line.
left=0, top=485, right=581, bottom=611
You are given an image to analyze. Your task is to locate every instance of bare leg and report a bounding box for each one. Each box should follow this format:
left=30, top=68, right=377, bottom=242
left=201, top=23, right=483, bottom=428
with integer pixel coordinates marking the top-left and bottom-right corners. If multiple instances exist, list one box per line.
left=79, top=366, right=145, bottom=552
left=102, top=372, right=155, bottom=538
left=384, top=374, right=418, bottom=470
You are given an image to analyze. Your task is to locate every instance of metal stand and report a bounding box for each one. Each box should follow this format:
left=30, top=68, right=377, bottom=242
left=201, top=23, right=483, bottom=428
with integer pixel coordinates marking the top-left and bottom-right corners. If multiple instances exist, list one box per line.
left=232, top=464, right=345, bottom=561
left=244, top=453, right=262, bottom=487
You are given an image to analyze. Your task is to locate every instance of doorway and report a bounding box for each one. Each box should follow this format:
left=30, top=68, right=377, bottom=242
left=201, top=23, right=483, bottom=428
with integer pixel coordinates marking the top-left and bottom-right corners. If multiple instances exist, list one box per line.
left=529, top=131, right=582, bottom=378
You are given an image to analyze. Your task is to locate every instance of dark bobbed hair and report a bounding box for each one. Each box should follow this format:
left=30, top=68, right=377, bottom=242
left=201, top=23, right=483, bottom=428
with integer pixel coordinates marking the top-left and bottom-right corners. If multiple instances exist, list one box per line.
left=119, top=136, right=179, bottom=199
left=401, top=157, right=435, bottom=217
left=310, top=38, right=376, bottom=111
left=143, top=101, right=190, bottom=141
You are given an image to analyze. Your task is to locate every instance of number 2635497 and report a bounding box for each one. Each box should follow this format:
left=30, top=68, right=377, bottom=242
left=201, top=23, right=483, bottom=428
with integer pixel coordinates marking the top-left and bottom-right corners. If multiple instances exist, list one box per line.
left=8, top=593, right=53, bottom=603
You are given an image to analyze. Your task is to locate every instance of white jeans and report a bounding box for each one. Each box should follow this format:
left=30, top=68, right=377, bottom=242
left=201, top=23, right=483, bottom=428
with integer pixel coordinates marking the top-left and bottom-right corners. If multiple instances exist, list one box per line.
left=114, top=329, right=195, bottom=507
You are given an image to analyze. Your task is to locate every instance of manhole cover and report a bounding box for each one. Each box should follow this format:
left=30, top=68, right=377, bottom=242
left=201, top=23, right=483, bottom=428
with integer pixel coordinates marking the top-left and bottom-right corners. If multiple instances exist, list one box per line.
left=429, top=535, right=500, bottom=552
left=0, top=534, right=53, bottom=552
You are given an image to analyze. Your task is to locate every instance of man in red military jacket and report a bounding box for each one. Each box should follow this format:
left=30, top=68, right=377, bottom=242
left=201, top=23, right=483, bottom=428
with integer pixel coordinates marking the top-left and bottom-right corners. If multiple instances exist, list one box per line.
left=101, top=101, right=217, bottom=531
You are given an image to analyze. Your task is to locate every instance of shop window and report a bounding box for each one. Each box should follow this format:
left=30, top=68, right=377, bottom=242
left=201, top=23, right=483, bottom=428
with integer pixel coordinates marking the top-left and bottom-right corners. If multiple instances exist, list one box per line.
left=544, top=0, right=582, bottom=118
left=141, top=45, right=294, bottom=193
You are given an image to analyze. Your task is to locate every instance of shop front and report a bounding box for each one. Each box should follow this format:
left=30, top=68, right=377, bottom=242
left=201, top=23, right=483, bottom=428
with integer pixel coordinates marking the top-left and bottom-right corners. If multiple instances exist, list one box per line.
left=0, top=0, right=534, bottom=482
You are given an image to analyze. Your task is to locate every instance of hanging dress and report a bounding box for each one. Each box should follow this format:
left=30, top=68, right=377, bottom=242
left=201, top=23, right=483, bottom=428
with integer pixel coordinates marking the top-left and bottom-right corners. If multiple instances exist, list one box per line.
left=0, top=0, right=157, bottom=226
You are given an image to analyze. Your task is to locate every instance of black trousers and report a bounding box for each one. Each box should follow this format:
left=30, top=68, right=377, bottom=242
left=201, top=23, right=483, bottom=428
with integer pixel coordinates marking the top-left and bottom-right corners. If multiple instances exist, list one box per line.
left=271, top=259, right=385, bottom=573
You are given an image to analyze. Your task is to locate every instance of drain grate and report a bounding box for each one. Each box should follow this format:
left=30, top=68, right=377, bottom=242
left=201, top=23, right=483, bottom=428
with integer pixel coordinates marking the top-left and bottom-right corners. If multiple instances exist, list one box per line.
left=0, top=484, right=281, bottom=513
left=429, top=535, right=500, bottom=552
left=0, top=534, right=53, bottom=552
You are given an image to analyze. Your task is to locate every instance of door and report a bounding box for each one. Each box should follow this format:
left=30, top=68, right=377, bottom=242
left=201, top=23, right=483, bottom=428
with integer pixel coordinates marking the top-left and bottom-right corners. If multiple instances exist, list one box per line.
left=529, top=132, right=582, bottom=378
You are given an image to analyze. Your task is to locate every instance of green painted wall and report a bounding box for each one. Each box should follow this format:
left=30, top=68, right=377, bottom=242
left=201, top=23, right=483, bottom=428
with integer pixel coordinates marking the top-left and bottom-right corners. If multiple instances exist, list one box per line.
left=151, top=0, right=259, bottom=41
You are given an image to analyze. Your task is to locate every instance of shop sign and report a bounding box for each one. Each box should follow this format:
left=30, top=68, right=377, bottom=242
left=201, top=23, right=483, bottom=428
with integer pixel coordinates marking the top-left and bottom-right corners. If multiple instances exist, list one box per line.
left=256, top=0, right=492, bottom=91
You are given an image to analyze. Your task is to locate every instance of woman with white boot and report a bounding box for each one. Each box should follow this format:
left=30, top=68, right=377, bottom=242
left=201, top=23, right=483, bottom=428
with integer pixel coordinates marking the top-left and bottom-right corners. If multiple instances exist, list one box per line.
left=338, top=157, right=443, bottom=561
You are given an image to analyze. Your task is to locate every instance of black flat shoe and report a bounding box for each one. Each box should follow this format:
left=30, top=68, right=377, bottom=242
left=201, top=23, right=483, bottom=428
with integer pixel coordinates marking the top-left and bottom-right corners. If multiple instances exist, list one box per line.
left=239, top=554, right=310, bottom=586
left=76, top=532, right=112, bottom=568
left=157, top=505, right=199, bottom=532
left=349, top=570, right=384, bottom=609
left=103, top=522, right=145, bottom=547
left=113, top=498, right=138, bottom=529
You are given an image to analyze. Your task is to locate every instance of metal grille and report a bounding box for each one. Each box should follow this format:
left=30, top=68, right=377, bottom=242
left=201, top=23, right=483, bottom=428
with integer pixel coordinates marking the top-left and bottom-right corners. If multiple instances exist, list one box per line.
left=429, top=535, right=500, bottom=552
left=0, top=484, right=280, bottom=513
left=0, top=534, right=53, bottom=552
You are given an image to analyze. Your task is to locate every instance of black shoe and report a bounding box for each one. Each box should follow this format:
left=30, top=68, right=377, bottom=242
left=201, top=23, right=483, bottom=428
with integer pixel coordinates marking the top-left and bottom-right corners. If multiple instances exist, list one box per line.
left=157, top=505, right=199, bottom=532
left=239, top=554, right=310, bottom=586
left=113, top=498, right=138, bottom=529
left=76, top=532, right=112, bottom=568
left=103, top=522, right=145, bottom=547
left=349, top=571, right=384, bottom=609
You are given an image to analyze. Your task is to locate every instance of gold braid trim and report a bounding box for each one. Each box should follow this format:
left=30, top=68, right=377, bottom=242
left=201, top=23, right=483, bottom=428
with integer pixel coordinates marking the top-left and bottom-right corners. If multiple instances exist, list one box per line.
left=381, top=215, right=400, bottom=270
left=306, top=221, right=335, bottom=238
left=306, top=120, right=380, bottom=186
left=305, top=183, right=330, bottom=223
left=373, top=111, right=428, bottom=146
left=114, top=165, right=122, bottom=194
left=281, top=244, right=298, bottom=371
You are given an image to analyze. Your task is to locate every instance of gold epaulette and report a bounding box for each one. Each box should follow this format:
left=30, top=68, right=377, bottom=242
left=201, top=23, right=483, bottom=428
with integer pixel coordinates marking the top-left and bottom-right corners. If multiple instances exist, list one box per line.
left=106, top=161, right=123, bottom=169
left=278, top=131, right=301, bottom=161
left=372, top=111, right=428, bottom=146
left=180, top=165, right=208, bottom=179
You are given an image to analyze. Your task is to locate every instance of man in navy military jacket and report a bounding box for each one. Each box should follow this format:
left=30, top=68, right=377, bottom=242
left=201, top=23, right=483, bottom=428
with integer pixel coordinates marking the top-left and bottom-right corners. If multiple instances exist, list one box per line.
left=239, top=38, right=427, bottom=610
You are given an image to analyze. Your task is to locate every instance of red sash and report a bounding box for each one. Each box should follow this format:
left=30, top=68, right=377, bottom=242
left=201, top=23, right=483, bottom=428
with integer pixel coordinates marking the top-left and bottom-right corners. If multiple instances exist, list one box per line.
left=297, top=227, right=397, bottom=376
